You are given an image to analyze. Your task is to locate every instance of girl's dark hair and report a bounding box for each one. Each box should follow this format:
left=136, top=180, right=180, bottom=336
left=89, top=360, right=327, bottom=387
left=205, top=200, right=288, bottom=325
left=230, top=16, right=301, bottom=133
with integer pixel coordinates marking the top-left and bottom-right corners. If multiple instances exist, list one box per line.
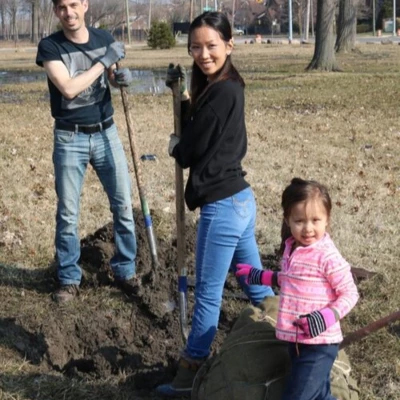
left=188, top=11, right=244, bottom=106
left=279, top=178, right=332, bottom=255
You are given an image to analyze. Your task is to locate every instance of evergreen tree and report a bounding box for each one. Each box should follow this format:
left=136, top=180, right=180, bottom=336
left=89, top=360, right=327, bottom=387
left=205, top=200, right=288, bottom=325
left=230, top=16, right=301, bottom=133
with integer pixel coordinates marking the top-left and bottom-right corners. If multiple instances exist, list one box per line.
left=147, top=21, right=176, bottom=49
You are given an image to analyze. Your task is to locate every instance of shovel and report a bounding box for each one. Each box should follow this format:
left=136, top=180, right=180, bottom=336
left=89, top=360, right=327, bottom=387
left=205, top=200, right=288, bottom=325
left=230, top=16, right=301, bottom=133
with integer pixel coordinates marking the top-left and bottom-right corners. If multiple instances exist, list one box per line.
left=117, top=62, right=160, bottom=284
left=171, top=79, right=189, bottom=343
left=340, top=309, right=400, bottom=349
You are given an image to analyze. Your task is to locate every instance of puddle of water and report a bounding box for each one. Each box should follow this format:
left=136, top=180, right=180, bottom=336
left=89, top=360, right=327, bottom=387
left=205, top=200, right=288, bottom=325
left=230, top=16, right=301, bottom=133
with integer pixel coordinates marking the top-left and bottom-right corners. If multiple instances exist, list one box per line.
left=0, top=70, right=45, bottom=84
left=0, top=69, right=192, bottom=95
left=121, top=69, right=168, bottom=94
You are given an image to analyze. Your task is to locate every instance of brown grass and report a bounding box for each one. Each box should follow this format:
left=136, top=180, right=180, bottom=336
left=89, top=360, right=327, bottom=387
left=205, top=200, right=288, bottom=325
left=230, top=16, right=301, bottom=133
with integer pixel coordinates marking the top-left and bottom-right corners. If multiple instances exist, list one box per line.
left=0, top=42, right=399, bottom=400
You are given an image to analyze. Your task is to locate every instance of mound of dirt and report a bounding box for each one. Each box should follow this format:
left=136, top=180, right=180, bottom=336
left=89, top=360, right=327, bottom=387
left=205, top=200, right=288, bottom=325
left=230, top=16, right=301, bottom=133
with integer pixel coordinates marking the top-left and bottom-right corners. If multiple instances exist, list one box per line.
left=1, top=208, right=279, bottom=398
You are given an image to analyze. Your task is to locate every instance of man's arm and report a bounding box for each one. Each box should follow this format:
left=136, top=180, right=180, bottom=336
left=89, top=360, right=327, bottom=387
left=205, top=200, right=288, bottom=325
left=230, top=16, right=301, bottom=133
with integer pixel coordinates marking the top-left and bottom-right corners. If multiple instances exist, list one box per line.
left=43, top=60, right=106, bottom=100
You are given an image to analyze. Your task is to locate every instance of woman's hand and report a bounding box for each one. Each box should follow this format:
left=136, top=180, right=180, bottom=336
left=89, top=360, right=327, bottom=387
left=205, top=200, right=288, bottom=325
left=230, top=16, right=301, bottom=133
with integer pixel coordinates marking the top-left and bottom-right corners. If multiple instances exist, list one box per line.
left=165, top=63, right=187, bottom=95
left=168, top=134, right=180, bottom=156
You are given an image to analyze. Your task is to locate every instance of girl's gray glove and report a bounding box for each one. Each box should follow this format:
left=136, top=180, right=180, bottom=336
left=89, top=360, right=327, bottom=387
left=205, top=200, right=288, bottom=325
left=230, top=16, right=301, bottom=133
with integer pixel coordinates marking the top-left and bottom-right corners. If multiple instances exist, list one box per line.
left=100, top=42, right=125, bottom=69
left=114, top=68, right=133, bottom=86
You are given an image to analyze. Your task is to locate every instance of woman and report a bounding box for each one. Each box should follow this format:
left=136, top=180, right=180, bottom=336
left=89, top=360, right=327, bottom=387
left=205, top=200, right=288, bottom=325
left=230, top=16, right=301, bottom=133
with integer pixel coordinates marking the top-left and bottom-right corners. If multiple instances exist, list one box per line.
left=157, top=11, right=274, bottom=397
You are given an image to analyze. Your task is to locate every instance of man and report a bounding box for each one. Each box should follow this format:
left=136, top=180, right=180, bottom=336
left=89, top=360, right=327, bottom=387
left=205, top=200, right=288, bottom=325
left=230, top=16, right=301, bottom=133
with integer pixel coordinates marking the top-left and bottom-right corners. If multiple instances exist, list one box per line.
left=36, top=0, right=139, bottom=303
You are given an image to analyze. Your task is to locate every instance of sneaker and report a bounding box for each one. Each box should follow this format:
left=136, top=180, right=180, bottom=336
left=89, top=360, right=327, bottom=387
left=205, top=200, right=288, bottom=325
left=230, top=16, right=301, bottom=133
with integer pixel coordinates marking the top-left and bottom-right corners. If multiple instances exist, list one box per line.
left=155, top=357, right=204, bottom=397
left=115, top=275, right=141, bottom=297
left=52, top=284, right=79, bottom=303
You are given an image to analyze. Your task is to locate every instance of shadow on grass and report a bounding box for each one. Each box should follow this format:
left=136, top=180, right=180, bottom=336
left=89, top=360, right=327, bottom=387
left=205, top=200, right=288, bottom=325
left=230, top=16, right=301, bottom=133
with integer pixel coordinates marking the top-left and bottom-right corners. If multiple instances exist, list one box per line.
left=0, top=262, right=57, bottom=294
left=0, top=317, right=48, bottom=365
left=0, top=237, right=114, bottom=294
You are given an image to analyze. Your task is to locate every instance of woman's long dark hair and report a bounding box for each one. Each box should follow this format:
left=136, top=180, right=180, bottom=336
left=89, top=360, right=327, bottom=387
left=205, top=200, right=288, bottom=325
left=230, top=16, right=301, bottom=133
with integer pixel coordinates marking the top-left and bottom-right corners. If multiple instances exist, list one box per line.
left=188, top=11, right=245, bottom=107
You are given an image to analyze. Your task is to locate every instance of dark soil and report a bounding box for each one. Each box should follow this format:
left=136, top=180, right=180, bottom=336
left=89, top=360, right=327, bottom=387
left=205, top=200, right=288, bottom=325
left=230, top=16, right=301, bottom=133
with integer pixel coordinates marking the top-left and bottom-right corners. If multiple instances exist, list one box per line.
left=0, top=207, right=372, bottom=400
left=0, top=208, right=280, bottom=399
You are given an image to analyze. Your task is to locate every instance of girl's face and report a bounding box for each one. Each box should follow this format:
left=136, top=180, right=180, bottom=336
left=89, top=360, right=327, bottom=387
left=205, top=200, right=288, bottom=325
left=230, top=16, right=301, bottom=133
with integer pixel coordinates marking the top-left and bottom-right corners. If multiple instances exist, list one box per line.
left=189, top=26, right=233, bottom=81
left=286, top=198, right=329, bottom=247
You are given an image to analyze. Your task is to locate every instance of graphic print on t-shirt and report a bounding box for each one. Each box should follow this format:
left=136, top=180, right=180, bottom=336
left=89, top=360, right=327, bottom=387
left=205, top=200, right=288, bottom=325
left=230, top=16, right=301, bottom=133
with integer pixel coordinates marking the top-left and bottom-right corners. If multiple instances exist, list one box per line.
left=61, top=47, right=107, bottom=110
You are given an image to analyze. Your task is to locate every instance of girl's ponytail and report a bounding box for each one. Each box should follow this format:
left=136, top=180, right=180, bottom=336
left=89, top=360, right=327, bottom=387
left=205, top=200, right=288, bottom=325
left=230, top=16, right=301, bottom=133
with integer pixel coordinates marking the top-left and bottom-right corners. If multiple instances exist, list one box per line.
left=279, top=221, right=292, bottom=257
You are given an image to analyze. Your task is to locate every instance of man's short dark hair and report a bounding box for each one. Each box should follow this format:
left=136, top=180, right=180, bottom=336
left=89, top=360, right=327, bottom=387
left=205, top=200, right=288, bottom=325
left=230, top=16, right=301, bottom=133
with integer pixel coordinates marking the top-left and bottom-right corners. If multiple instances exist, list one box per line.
left=52, top=0, right=84, bottom=6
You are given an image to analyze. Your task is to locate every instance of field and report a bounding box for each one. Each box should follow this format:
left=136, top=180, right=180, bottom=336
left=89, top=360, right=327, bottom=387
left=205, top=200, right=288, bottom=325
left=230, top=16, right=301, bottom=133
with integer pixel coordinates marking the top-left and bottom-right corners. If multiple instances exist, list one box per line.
left=0, top=41, right=399, bottom=400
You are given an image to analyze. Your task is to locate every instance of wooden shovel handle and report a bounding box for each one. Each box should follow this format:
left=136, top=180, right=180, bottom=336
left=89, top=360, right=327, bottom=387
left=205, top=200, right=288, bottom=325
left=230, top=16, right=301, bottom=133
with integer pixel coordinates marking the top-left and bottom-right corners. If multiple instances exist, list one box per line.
left=171, top=81, right=188, bottom=342
left=171, top=82, right=186, bottom=278
left=340, top=310, right=400, bottom=349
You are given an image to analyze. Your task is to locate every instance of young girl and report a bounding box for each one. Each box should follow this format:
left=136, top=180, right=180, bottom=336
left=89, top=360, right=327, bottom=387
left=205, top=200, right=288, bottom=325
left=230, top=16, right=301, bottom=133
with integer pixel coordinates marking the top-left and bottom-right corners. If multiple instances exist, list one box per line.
left=156, top=11, right=274, bottom=397
left=236, top=177, right=359, bottom=400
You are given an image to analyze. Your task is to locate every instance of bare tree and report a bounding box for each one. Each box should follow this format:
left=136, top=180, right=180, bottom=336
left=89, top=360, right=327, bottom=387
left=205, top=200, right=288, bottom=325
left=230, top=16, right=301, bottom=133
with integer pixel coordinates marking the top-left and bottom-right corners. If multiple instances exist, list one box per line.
left=189, top=0, right=194, bottom=21
left=335, top=0, right=358, bottom=53
left=302, top=0, right=310, bottom=40
left=294, top=0, right=303, bottom=37
left=30, top=0, right=39, bottom=43
left=130, top=0, right=148, bottom=28
left=306, top=0, right=340, bottom=71
left=88, top=0, right=124, bottom=27
left=0, top=0, right=9, bottom=39
left=39, top=0, right=54, bottom=37
left=165, top=0, right=188, bottom=23
left=7, top=0, right=21, bottom=42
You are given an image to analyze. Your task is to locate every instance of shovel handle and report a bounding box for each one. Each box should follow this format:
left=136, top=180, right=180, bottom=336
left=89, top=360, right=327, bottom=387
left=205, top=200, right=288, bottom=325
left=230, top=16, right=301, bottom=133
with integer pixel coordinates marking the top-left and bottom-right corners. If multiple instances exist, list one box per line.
left=171, top=80, right=188, bottom=342
left=116, top=62, right=160, bottom=279
left=340, top=310, right=400, bottom=349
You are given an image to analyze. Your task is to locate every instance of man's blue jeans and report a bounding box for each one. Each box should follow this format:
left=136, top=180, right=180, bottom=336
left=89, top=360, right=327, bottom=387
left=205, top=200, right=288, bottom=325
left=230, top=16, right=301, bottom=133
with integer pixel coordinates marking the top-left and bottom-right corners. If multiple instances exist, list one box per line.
left=184, top=187, right=274, bottom=360
left=53, top=123, right=136, bottom=285
left=282, top=343, right=339, bottom=400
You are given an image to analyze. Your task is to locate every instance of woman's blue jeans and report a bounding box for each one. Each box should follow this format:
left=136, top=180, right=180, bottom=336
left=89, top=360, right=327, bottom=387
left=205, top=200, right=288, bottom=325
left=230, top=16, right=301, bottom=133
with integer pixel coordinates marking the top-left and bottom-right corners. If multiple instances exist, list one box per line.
left=184, top=187, right=274, bottom=359
left=53, top=123, right=137, bottom=285
left=282, top=343, right=339, bottom=400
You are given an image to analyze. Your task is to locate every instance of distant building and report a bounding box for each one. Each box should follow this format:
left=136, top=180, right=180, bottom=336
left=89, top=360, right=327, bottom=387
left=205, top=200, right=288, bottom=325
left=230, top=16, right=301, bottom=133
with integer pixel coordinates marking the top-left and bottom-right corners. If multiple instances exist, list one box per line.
left=173, top=22, right=191, bottom=35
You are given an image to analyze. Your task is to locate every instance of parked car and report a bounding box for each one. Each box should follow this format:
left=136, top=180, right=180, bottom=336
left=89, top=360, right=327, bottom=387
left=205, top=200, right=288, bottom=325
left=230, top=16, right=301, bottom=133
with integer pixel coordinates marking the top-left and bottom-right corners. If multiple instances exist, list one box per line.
left=233, top=27, right=244, bottom=36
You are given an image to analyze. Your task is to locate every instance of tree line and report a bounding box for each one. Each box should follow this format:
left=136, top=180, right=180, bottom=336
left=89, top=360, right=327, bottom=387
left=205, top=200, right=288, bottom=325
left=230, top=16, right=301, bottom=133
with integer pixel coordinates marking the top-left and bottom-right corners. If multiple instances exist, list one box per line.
left=0, top=0, right=397, bottom=72
left=1, top=0, right=392, bottom=43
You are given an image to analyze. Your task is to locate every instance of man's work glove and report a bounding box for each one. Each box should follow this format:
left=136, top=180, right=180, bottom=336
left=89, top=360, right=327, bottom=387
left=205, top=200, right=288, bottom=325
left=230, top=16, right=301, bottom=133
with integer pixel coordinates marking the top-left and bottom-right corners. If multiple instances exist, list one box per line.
left=293, top=308, right=338, bottom=339
left=235, top=264, right=279, bottom=287
left=165, top=63, right=187, bottom=94
left=100, top=42, right=125, bottom=69
left=114, top=68, right=133, bottom=86
left=168, top=134, right=180, bottom=156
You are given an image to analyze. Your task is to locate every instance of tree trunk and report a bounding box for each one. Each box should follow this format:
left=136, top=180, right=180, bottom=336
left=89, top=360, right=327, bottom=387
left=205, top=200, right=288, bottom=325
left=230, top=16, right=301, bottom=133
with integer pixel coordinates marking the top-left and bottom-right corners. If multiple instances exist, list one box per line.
left=12, top=5, right=19, bottom=44
left=306, top=0, right=340, bottom=71
left=31, top=0, right=39, bottom=44
left=304, top=0, right=311, bottom=41
left=336, top=0, right=357, bottom=52
left=296, top=1, right=303, bottom=37
left=0, top=5, right=6, bottom=39
left=189, top=0, right=194, bottom=22
left=42, top=4, right=54, bottom=38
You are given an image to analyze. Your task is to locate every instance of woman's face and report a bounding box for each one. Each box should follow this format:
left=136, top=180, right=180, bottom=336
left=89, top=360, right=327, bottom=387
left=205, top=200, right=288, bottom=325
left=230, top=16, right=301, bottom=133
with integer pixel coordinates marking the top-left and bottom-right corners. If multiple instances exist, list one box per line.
left=189, top=26, right=233, bottom=81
